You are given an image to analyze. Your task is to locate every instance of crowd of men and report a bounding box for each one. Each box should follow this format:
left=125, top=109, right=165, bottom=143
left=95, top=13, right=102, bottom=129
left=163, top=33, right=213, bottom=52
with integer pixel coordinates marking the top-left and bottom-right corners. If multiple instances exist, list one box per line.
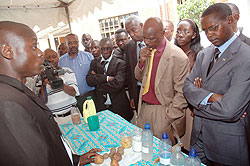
left=0, top=2, right=249, bottom=166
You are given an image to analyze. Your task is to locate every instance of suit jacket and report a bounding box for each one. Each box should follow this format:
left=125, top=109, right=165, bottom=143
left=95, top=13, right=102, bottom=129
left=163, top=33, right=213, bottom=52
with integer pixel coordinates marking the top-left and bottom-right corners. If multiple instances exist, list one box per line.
left=239, top=27, right=250, bottom=46
left=0, top=75, right=76, bottom=166
left=125, top=40, right=140, bottom=111
left=134, top=40, right=190, bottom=138
left=86, top=56, right=133, bottom=121
left=183, top=37, right=250, bottom=165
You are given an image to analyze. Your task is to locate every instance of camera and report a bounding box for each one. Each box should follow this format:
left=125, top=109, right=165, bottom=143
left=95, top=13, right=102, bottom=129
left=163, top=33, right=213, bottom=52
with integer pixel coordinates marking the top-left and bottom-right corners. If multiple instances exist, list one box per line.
left=41, top=60, right=64, bottom=89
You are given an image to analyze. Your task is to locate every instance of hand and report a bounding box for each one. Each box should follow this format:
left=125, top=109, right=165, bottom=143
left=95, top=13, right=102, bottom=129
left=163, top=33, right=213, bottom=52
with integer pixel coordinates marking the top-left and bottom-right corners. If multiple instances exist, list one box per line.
left=208, top=93, right=223, bottom=102
left=108, top=76, right=114, bottom=82
left=194, top=77, right=202, bottom=88
left=139, top=47, right=152, bottom=65
left=79, top=148, right=101, bottom=166
left=130, top=98, right=135, bottom=109
left=91, top=70, right=96, bottom=75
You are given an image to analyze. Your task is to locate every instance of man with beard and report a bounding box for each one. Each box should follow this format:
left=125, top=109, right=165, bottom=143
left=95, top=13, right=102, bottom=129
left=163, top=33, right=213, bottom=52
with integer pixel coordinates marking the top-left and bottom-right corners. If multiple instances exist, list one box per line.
left=59, top=34, right=94, bottom=113
left=81, top=33, right=93, bottom=53
left=113, top=29, right=130, bottom=61
left=0, top=21, right=100, bottom=166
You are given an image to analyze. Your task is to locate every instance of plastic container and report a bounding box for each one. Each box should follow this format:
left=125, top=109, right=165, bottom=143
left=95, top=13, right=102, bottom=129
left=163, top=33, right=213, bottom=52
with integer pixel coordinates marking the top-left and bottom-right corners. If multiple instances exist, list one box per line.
left=121, top=131, right=132, bottom=149
left=83, top=96, right=96, bottom=123
left=141, top=123, right=153, bottom=161
left=159, top=132, right=172, bottom=166
left=170, top=145, right=185, bottom=166
left=184, top=148, right=201, bottom=166
left=132, top=128, right=143, bottom=152
left=71, top=106, right=81, bottom=125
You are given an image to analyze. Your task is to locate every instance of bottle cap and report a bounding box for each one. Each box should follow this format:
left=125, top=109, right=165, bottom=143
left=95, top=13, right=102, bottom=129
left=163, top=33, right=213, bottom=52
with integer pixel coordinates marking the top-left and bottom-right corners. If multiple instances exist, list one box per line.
left=189, top=148, right=197, bottom=157
left=144, top=123, right=150, bottom=130
left=87, top=96, right=92, bottom=100
left=162, top=132, right=168, bottom=139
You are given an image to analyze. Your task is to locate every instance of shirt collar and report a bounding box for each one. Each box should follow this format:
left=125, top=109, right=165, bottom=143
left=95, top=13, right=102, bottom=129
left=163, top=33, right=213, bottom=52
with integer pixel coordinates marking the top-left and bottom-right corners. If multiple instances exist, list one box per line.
left=101, top=54, right=113, bottom=63
left=156, top=38, right=166, bottom=53
left=216, top=33, right=237, bottom=56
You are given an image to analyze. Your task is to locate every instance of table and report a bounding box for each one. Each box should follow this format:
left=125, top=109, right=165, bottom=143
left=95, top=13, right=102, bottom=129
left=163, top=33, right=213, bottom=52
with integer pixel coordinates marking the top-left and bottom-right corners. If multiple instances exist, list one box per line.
left=57, top=110, right=205, bottom=166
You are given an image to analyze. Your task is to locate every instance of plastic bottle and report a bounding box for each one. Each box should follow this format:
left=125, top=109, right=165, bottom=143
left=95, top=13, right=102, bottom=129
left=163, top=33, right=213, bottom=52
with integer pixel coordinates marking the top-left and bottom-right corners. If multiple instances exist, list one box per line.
left=132, top=128, right=142, bottom=152
left=159, top=132, right=172, bottom=166
left=170, top=145, right=185, bottom=166
left=141, top=123, right=153, bottom=161
left=184, top=148, right=201, bottom=166
left=83, top=96, right=96, bottom=123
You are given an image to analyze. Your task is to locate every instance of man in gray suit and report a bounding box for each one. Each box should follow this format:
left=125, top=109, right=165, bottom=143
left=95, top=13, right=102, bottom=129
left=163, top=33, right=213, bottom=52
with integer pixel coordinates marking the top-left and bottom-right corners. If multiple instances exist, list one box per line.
left=183, top=3, right=250, bottom=166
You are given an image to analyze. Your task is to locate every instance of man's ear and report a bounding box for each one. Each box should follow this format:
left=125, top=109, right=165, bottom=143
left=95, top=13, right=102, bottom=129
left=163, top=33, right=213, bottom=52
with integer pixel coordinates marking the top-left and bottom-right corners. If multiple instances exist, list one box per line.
left=227, top=15, right=234, bottom=24
left=0, top=44, right=14, bottom=59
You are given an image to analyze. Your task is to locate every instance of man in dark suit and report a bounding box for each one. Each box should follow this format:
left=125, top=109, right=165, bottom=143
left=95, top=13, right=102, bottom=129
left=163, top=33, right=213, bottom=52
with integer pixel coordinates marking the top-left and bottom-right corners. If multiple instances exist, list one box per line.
left=0, top=21, right=100, bottom=166
left=113, top=28, right=130, bottom=61
left=227, top=3, right=250, bottom=46
left=125, top=16, right=144, bottom=111
left=183, top=3, right=250, bottom=165
left=86, top=38, right=133, bottom=121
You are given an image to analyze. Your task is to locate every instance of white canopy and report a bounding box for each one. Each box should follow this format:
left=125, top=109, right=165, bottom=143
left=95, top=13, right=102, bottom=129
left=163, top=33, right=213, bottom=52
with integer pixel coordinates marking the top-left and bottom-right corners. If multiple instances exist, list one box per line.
left=0, top=0, right=114, bottom=30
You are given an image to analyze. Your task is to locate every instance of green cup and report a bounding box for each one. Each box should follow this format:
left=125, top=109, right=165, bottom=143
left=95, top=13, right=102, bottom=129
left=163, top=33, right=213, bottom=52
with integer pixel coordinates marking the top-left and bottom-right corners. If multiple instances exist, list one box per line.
left=87, top=115, right=100, bottom=131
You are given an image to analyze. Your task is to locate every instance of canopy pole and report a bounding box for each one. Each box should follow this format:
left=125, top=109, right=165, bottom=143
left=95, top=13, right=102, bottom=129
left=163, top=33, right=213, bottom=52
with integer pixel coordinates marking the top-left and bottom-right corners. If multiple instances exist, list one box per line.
left=65, top=6, right=72, bottom=33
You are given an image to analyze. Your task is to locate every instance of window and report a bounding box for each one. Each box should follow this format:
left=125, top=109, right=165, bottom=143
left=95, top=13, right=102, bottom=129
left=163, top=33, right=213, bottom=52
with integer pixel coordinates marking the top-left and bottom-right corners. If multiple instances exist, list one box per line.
left=99, top=12, right=138, bottom=38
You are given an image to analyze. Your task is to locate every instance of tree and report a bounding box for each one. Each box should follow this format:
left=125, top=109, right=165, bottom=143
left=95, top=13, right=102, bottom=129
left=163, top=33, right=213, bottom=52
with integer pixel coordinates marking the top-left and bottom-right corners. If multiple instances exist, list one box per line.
left=177, top=0, right=215, bottom=31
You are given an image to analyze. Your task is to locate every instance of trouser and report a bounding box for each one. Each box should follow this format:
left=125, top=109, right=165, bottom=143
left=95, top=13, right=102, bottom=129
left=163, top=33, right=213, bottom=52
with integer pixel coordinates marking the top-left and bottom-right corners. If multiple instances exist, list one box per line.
left=137, top=102, right=175, bottom=144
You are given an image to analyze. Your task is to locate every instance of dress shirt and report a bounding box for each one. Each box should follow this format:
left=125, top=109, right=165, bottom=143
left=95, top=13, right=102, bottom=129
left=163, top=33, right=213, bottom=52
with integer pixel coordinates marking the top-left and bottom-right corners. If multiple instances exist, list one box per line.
left=101, top=54, right=113, bottom=105
left=142, top=38, right=166, bottom=104
left=137, top=41, right=145, bottom=86
left=58, top=51, right=94, bottom=95
left=200, top=33, right=237, bottom=105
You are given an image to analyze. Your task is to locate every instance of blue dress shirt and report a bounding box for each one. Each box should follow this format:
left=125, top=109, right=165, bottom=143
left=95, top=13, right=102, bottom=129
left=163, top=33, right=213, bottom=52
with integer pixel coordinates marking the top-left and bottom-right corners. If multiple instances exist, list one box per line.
left=58, top=51, right=94, bottom=95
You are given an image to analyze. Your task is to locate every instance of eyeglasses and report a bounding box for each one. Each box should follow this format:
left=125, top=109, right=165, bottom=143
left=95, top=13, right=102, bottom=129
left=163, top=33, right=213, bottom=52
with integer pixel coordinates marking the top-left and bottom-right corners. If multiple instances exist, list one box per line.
left=176, top=29, right=191, bottom=36
left=101, top=47, right=112, bottom=52
left=203, top=20, right=226, bottom=34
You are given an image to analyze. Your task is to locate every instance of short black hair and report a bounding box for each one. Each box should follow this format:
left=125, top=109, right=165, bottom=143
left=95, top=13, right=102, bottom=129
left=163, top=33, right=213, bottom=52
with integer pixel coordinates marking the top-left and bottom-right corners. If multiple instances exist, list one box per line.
left=201, top=3, right=232, bottom=21
left=115, top=29, right=128, bottom=36
left=100, top=38, right=113, bottom=47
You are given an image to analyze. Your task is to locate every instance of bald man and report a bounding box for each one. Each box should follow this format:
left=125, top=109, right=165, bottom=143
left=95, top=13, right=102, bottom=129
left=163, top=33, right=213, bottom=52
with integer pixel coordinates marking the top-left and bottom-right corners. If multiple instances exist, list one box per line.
left=81, top=33, right=93, bottom=53
left=227, top=3, right=250, bottom=46
left=0, top=21, right=100, bottom=166
left=134, top=17, right=189, bottom=144
left=43, top=48, right=79, bottom=116
left=163, top=20, right=174, bottom=41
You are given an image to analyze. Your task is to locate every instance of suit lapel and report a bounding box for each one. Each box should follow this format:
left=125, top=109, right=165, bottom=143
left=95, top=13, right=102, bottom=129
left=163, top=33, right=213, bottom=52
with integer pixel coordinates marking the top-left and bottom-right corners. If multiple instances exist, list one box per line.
left=155, top=41, right=170, bottom=87
left=202, top=46, right=215, bottom=82
left=107, top=57, right=115, bottom=75
left=206, top=37, right=241, bottom=80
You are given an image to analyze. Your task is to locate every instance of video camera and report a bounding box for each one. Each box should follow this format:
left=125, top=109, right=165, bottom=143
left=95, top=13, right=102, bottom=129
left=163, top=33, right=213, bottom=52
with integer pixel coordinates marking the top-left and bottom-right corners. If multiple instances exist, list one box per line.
left=41, top=60, right=64, bottom=89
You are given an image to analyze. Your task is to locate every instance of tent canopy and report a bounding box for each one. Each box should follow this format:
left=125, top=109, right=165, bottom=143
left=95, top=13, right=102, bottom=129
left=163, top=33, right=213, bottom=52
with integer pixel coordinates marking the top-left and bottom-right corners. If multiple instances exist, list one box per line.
left=0, top=0, right=114, bottom=30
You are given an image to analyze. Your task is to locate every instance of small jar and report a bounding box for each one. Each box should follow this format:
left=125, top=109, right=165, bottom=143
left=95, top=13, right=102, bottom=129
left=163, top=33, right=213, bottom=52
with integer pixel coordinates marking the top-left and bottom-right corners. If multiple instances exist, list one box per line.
left=132, top=128, right=142, bottom=152
left=121, top=131, right=132, bottom=149
left=71, top=106, right=81, bottom=125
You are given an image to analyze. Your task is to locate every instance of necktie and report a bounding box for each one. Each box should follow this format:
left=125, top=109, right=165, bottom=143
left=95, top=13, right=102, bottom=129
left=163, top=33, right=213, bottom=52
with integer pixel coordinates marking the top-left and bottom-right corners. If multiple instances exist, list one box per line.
left=143, top=49, right=157, bottom=95
left=207, top=48, right=220, bottom=76
left=101, top=60, right=108, bottom=73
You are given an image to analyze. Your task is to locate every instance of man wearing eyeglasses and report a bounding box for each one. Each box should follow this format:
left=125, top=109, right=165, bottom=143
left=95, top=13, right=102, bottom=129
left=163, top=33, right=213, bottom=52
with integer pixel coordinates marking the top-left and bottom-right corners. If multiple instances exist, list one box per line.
left=58, top=34, right=95, bottom=113
left=183, top=3, right=250, bottom=165
left=86, top=38, right=133, bottom=121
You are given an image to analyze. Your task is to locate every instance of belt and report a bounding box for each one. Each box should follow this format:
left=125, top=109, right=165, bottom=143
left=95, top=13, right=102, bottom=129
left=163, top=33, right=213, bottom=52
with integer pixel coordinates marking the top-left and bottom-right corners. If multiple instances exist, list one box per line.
left=53, top=111, right=71, bottom=117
